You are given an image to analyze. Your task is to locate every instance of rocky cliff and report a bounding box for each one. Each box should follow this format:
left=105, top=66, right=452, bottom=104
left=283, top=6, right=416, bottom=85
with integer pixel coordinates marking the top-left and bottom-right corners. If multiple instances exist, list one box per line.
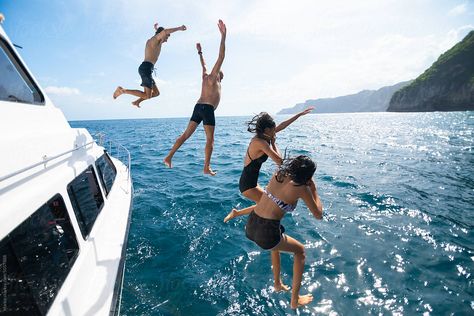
left=388, top=31, right=474, bottom=112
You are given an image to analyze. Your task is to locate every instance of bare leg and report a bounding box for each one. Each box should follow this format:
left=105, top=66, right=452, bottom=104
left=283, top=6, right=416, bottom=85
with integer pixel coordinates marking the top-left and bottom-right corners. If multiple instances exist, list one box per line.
left=123, top=88, right=149, bottom=98
left=272, top=234, right=312, bottom=309
left=132, top=85, right=159, bottom=108
left=242, top=186, right=264, bottom=203
left=224, top=205, right=256, bottom=223
left=113, top=86, right=125, bottom=99
left=132, top=87, right=152, bottom=108
left=131, top=98, right=144, bottom=108
left=152, top=84, right=160, bottom=97
left=164, top=121, right=199, bottom=168
left=203, top=124, right=216, bottom=175
left=223, top=187, right=264, bottom=222
left=272, top=250, right=290, bottom=292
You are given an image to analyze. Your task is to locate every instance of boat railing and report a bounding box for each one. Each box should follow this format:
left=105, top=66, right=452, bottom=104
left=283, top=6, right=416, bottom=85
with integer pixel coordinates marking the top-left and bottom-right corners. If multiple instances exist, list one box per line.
left=0, top=140, right=95, bottom=183
left=94, top=133, right=131, bottom=181
left=0, top=133, right=131, bottom=183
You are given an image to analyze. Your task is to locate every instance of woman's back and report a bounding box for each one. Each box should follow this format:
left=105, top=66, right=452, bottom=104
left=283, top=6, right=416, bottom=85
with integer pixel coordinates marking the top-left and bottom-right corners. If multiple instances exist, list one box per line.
left=254, top=175, right=306, bottom=220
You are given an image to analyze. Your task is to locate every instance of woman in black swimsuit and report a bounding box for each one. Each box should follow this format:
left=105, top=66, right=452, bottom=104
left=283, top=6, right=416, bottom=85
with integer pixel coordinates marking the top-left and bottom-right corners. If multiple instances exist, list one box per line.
left=226, top=155, right=323, bottom=309
left=240, top=107, right=314, bottom=202
left=225, top=108, right=313, bottom=222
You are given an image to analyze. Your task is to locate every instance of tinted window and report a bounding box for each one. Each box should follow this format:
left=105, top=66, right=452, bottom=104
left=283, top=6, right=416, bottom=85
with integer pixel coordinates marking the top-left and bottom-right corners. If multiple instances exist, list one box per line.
left=0, top=195, right=79, bottom=315
left=0, top=38, right=43, bottom=104
left=67, top=165, right=104, bottom=239
left=95, top=152, right=117, bottom=196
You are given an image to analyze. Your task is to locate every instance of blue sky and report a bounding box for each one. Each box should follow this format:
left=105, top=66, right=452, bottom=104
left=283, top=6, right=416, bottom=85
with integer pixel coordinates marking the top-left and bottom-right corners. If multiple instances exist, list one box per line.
left=1, top=0, right=473, bottom=120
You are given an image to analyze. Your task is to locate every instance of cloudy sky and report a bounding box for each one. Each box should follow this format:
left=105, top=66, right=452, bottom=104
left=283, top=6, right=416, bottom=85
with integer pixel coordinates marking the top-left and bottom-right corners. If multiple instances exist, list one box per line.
left=1, top=0, right=473, bottom=120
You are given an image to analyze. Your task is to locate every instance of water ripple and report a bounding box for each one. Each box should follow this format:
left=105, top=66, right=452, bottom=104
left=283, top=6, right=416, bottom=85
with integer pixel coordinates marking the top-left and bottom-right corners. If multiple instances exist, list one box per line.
left=71, top=112, right=474, bottom=315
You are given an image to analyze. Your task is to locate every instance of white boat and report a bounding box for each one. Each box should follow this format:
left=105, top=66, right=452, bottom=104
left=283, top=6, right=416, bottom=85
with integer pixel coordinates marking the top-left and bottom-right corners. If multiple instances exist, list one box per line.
left=0, top=24, right=133, bottom=315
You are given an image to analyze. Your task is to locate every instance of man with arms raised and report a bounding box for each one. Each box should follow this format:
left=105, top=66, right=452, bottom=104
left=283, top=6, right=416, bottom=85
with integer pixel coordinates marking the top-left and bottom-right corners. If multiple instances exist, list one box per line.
left=164, top=20, right=226, bottom=176
left=113, top=22, right=186, bottom=108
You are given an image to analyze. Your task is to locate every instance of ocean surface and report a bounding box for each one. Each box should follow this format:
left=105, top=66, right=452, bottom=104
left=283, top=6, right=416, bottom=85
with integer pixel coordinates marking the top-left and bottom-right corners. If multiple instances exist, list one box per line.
left=70, top=112, right=474, bottom=315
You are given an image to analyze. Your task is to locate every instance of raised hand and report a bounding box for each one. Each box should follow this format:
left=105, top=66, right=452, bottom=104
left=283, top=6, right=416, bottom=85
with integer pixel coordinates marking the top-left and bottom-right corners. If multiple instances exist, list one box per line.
left=218, top=19, right=226, bottom=37
left=300, top=107, right=314, bottom=116
left=196, top=42, right=202, bottom=52
left=154, top=23, right=159, bottom=31
left=180, top=25, right=187, bottom=31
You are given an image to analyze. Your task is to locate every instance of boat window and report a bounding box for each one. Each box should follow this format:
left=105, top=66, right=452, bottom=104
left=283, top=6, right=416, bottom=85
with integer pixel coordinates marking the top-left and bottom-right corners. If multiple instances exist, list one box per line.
left=0, top=37, right=44, bottom=105
left=0, top=194, right=79, bottom=315
left=95, top=152, right=117, bottom=197
left=67, top=165, right=104, bottom=239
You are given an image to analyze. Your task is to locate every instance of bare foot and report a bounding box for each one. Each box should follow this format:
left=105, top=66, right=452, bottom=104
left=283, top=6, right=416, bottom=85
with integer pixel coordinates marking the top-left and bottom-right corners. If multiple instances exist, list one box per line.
left=131, top=100, right=141, bottom=108
left=113, top=86, right=124, bottom=99
left=274, top=281, right=290, bottom=292
left=224, top=208, right=238, bottom=223
left=291, top=294, right=313, bottom=309
left=203, top=166, right=216, bottom=176
left=163, top=156, right=172, bottom=168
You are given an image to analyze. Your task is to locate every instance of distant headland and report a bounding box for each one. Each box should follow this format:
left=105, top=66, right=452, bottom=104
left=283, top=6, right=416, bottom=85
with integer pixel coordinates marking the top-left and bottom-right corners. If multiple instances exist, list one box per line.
left=279, top=30, right=474, bottom=114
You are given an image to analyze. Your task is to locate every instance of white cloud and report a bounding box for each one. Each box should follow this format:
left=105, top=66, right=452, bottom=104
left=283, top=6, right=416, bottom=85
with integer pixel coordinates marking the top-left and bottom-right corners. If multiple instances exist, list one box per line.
left=40, top=1, right=474, bottom=118
left=243, top=25, right=474, bottom=110
left=448, top=3, right=467, bottom=16
left=44, top=86, right=80, bottom=96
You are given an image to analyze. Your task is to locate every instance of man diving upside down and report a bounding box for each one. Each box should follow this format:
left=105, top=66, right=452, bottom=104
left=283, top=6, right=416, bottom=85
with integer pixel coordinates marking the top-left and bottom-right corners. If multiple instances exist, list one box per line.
left=113, top=22, right=186, bottom=108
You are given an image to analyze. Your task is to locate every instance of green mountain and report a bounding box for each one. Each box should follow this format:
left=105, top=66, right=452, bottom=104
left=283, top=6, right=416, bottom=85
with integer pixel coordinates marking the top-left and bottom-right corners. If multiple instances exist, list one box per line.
left=388, top=31, right=474, bottom=112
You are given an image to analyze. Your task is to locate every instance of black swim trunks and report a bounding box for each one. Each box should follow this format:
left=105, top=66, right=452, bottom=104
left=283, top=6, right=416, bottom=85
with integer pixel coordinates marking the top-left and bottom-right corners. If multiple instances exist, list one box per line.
left=190, top=103, right=215, bottom=126
left=138, top=61, right=155, bottom=89
left=245, top=211, right=285, bottom=250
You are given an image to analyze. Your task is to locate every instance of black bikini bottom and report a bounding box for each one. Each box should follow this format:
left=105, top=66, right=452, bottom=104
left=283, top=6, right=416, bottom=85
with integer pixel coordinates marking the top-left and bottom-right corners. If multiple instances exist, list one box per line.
left=245, top=211, right=285, bottom=250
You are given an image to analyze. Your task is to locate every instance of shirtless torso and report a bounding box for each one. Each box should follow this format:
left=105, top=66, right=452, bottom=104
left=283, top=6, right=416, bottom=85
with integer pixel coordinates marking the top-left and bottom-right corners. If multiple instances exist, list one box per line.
left=197, top=74, right=222, bottom=109
left=144, top=36, right=164, bottom=65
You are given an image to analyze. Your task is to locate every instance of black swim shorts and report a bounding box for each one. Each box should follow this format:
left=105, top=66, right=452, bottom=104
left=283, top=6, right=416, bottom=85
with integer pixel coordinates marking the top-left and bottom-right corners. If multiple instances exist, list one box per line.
left=190, top=103, right=215, bottom=126
left=245, top=211, right=285, bottom=250
left=138, top=61, right=155, bottom=89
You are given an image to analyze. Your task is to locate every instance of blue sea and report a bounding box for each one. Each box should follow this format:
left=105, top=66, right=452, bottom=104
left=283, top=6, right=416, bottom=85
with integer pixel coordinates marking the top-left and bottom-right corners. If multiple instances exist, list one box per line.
left=70, top=112, right=474, bottom=315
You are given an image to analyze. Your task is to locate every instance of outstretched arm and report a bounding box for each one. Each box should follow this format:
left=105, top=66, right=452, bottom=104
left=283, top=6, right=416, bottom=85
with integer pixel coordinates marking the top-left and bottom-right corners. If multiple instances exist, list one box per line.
left=275, top=107, right=314, bottom=133
left=196, top=43, right=207, bottom=75
left=210, top=19, right=226, bottom=76
left=154, top=24, right=186, bottom=41
left=164, top=24, right=187, bottom=35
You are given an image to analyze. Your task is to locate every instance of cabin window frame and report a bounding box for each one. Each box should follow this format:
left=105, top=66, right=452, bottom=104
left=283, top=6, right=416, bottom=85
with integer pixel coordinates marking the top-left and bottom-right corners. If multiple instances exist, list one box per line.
left=0, top=36, right=45, bottom=105
left=0, top=194, right=80, bottom=315
left=95, top=151, right=117, bottom=197
left=67, top=165, right=105, bottom=240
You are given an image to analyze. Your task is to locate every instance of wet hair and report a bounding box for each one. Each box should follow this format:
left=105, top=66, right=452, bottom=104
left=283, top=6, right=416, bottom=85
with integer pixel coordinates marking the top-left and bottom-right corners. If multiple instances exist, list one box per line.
left=276, top=155, right=316, bottom=185
left=247, top=112, right=276, bottom=139
left=155, top=27, right=165, bottom=35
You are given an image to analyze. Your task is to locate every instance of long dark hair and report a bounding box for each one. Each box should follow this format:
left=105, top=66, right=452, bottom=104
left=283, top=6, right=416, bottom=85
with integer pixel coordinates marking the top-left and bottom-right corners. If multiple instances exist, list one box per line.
left=247, top=112, right=276, bottom=139
left=276, top=155, right=316, bottom=185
